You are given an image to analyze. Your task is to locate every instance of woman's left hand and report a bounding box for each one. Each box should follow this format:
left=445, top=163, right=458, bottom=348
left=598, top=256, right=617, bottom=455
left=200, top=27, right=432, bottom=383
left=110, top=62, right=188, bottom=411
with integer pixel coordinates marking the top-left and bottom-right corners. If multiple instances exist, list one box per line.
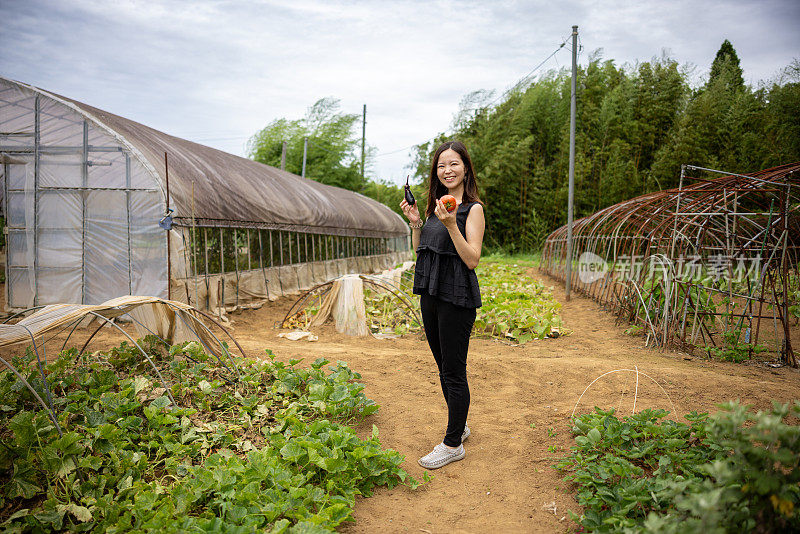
left=434, top=199, right=458, bottom=229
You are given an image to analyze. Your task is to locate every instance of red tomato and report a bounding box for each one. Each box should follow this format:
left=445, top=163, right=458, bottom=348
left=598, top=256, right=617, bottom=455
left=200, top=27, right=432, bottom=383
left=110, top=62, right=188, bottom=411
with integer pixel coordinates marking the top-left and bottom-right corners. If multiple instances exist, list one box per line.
left=440, top=195, right=457, bottom=212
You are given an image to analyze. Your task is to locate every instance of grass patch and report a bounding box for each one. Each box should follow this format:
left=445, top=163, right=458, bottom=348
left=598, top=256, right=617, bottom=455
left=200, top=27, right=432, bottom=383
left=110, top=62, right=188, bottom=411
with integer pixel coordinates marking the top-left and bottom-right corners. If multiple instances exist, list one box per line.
left=481, top=252, right=542, bottom=267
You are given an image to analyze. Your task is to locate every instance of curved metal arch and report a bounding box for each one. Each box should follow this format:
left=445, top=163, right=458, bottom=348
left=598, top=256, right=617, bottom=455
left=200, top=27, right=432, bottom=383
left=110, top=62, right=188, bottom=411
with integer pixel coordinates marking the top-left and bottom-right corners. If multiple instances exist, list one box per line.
left=15, top=324, right=53, bottom=410
left=360, top=275, right=422, bottom=328
left=160, top=303, right=241, bottom=383
left=359, top=273, right=416, bottom=304
left=540, top=161, right=799, bottom=365
left=84, top=312, right=176, bottom=406
left=182, top=307, right=249, bottom=361
left=0, top=354, right=63, bottom=437
left=69, top=311, right=171, bottom=362
left=281, top=271, right=422, bottom=334
left=1, top=306, right=48, bottom=324
left=50, top=303, right=242, bottom=384
left=281, top=280, right=336, bottom=327
left=60, top=316, right=88, bottom=354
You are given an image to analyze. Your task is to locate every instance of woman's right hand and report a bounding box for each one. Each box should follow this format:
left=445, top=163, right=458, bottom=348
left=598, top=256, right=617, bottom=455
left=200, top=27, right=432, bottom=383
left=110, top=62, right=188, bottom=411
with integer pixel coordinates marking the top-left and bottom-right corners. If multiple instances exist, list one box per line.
left=400, top=199, right=421, bottom=226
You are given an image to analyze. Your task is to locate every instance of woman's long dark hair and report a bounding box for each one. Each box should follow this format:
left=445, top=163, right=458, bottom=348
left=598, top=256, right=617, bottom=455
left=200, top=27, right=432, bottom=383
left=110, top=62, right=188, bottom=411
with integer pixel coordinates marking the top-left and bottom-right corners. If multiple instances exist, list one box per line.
left=425, top=140, right=482, bottom=217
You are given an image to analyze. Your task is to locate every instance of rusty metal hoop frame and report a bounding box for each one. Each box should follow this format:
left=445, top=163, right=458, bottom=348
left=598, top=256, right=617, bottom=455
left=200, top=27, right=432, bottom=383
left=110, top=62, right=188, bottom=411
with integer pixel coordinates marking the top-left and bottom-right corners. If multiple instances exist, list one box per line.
left=541, top=162, right=799, bottom=366
left=281, top=280, right=336, bottom=328
left=0, top=301, right=250, bottom=433
left=282, top=274, right=422, bottom=332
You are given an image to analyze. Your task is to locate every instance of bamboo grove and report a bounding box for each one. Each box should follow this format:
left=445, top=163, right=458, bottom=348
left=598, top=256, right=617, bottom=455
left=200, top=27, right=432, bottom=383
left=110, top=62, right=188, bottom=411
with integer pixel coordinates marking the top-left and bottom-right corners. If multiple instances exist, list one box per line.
left=411, top=41, right=800, bottom=253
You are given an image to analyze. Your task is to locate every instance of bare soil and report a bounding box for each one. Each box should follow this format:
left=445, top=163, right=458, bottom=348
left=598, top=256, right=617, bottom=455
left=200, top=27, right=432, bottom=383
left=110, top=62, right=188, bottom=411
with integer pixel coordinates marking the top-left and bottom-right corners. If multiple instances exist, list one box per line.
left=6, top=272, right=798, bottom=533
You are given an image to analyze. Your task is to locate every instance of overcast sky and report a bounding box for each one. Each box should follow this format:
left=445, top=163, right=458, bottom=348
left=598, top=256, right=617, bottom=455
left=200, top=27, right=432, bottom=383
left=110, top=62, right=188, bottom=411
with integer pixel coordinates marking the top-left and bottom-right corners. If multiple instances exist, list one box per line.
left=1, top=0, right=798, bottom=186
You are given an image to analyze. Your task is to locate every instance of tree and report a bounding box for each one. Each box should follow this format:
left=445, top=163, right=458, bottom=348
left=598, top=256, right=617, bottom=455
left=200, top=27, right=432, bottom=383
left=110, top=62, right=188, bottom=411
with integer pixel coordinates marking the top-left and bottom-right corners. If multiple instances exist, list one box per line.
left=709, top=39, right=744, bottom=90
left=360, top=178, right=407, bottom=217
left=247, top=98, right=368, bottom=192
left=758, top=59, right=800, bottom=166
left=417, top=44, right=798, bottom=253
left=652, top=44, right=759, bottom=184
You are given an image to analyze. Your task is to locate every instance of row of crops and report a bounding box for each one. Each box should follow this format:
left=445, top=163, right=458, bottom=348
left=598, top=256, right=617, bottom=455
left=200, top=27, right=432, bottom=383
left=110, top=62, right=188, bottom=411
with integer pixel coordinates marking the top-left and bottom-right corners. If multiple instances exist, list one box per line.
left=0, top=339, right=424, bottom=532
left=357, top=256, right=564, bottom=343
left=558, top=402, right=800, bottom=533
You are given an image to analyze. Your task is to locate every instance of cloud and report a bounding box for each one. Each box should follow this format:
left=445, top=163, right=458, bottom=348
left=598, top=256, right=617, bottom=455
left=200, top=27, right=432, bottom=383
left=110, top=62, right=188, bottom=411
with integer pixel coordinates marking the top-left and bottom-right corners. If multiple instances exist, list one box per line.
left=2, top=0, right=798, bottom=184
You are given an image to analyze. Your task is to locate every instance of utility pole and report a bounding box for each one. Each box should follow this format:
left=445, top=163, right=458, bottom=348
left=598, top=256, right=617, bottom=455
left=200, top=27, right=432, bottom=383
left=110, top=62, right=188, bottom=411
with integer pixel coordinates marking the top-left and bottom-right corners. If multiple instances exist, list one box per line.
left=302, top=136, right=308, bottom=178
left=280, top=140, right=286, bottom=171
left=565, top=25, right=578, bottom=301
left=361, top=104, right=366, bottom=181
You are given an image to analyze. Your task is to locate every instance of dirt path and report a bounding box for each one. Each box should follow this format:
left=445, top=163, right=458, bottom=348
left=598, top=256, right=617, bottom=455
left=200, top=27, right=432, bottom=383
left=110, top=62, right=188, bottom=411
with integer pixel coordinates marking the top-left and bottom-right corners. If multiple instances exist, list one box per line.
left=225, top=271, right=799, bottom=534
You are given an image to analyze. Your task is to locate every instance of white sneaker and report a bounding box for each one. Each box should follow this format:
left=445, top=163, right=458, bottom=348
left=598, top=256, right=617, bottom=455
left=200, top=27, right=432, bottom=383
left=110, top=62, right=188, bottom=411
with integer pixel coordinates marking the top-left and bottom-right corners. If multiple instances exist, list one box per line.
left=418, top=443, right=466, bottom=469
left=462, top=425, right=471, bottom=442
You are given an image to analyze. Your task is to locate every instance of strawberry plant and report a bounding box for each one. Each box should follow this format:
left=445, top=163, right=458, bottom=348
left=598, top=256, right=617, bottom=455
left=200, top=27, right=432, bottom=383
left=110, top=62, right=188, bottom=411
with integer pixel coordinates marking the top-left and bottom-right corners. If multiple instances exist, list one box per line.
left=640, top=401, right=800, bottom=533
left=309, top=256, right=563, bottom=344
left=473, top=261, right=563, bottom=342
left=0, top=338, right=423, bottom=532
left=558, top=402, right=800, bottom=533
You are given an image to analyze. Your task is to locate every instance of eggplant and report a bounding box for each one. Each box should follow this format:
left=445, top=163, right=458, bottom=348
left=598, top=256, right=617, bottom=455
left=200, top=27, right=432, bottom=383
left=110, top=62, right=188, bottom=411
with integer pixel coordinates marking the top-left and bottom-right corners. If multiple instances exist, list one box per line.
left=404, top=175, right=416, bottom=205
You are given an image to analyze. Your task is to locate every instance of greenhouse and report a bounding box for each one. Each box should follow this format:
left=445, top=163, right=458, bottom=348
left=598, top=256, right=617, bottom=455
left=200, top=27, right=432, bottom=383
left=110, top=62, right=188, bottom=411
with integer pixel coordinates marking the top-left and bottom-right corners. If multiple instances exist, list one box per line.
left=0, top=76, right=410, bottom=311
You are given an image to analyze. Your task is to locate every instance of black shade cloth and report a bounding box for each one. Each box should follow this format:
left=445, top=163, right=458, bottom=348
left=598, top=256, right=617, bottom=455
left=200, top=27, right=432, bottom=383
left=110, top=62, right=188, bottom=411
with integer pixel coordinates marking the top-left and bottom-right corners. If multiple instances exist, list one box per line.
left=413, top=202, right=482, bottom=308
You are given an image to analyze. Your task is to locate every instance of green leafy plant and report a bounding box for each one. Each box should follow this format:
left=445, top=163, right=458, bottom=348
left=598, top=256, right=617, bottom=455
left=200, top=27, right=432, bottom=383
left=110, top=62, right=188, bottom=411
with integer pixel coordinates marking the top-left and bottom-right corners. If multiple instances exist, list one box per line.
left=788, top=273, right=799, bottom=321
left=307, top=256, right=563, bottom=344
left=363, top=271, right=421, bottom=336
left=623, top=325, right=643, bottom=336
left=640, top=401, right=800, bottom=533
left=473, top=260, right=563, bottom=343
left=0, top=338, right=423, bottom=532
left=704, top=328, right=768, bottom=363
left=557, top=402, right=800, bottom=533
left=702, top=303, right=769, bottom=363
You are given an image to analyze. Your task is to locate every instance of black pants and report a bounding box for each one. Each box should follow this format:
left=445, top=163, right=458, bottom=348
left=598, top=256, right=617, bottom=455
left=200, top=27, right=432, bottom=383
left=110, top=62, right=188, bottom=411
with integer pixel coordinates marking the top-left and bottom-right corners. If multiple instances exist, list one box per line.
left=420, top=293, right=476, bottom=447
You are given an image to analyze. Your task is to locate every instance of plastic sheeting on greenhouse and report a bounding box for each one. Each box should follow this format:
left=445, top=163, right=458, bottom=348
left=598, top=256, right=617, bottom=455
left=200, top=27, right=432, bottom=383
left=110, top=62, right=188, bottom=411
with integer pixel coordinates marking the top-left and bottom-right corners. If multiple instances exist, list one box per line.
left=63, top=95, right=408, bottom=238
left=0, top=76, right=410, bottom=311
left=1, top=78, right=165, bottom=309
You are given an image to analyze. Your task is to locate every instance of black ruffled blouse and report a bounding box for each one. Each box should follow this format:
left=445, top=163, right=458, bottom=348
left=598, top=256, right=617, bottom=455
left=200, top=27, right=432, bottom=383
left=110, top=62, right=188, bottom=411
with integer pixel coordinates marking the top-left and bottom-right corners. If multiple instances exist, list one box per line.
left=412, top=201, right=482, bottom=308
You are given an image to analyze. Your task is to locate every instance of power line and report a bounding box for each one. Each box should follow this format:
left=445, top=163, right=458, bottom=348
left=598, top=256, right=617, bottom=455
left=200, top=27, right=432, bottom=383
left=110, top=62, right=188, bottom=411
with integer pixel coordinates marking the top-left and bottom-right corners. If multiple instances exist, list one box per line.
left=374, top=34, right=572, bottom=159
left=374, top=129, right=460, bottom=159
left=374, top=143, right=425, bottom=158
left=197, top=36, right=573, bottom=161
left=482, top=32, right=571, bottom=109
left=306, top=139, right=343, bottom=155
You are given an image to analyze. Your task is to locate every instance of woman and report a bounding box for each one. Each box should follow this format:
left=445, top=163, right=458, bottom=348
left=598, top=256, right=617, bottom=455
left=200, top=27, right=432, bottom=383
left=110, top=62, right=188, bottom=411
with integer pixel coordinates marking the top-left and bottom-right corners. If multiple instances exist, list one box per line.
left=399, top=140, right=485, bottom=469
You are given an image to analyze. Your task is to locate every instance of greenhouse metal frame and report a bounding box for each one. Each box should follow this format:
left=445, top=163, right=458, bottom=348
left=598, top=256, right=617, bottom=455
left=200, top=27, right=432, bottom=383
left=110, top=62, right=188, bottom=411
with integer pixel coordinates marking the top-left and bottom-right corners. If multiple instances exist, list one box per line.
left=541, top=162, right=799, bottom=367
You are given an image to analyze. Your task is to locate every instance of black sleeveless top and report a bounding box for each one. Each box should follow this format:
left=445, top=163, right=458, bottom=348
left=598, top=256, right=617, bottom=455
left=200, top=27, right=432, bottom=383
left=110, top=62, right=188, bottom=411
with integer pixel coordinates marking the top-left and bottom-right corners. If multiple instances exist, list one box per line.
left=413, top=202, right=482, bottom=308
